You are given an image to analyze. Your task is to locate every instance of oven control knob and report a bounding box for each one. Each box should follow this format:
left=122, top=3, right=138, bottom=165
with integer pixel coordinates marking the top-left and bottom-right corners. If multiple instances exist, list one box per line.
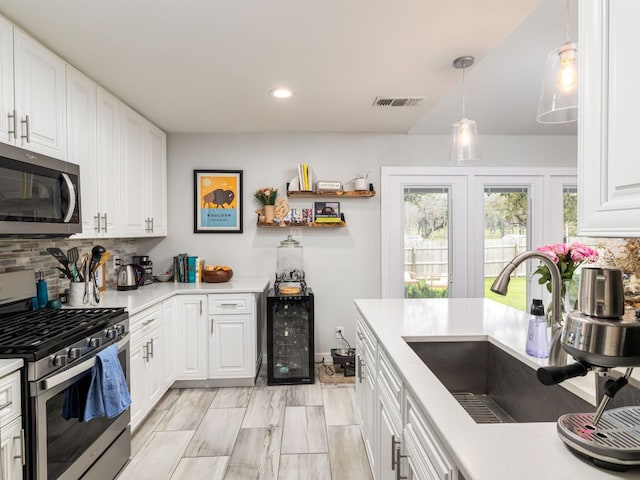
left=52, top=355, right=68, bottom=367
left=68, top=348, right=82, bottom=360
left=106, top=328, right=118, bottom=339
left=89, top=337, right=102, bottom=348
left=116, top=324, right=126, bottom=335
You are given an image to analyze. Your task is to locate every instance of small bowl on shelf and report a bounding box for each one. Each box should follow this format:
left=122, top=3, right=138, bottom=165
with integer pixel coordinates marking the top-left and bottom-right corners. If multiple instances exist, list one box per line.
left=153, top=273, right=174, bottom=282
left=203, top=268, right=233, bottom=283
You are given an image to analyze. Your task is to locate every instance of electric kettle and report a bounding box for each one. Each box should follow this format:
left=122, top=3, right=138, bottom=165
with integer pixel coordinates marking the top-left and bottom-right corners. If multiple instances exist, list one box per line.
left=116, top=264, right=145, bottom=291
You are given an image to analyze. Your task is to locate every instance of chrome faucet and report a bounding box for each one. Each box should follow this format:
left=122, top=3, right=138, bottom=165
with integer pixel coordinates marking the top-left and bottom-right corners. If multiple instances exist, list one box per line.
left=490, top=250, right=566, bottom=365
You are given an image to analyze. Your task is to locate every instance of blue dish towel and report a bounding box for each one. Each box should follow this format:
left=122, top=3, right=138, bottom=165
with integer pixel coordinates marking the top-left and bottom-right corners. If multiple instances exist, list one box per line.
left=84, top=344, right=131, bottom=422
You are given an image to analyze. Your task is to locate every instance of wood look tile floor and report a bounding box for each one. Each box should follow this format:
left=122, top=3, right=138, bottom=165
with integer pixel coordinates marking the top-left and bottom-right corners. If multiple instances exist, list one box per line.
left=118, top=369, right=372, bottom=480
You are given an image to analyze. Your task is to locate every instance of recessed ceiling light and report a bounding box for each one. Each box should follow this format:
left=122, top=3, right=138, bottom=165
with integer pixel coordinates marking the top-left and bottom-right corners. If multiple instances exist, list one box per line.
left=270, top=88, right=292, bottom=99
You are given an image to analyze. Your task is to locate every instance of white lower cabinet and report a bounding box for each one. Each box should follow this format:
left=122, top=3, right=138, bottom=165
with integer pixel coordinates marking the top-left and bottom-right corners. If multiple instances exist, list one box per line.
left=129, top=305, right=164, bottom=432
left=208, top=294, right=255, bottom=379
left=0, top=369, right=23, bottom=480
left=377, top=348, right=403, bottom=480
left=355, top=315, right=377, bottom=473
left=0, top=416, right=23, bottom=480
left=162, top=297, right=178, bottom=387
left=355, top=311, right=459, bottom=480
left=175, top=295, right=208, bottom=380
left=404, top=393, right=456, bottom=480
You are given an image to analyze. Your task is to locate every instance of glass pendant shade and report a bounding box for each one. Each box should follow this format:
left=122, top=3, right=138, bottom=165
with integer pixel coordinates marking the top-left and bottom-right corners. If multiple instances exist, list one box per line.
left=536, top=42, right=578, bottom=124
left=450, top=118, right=480, bottom=165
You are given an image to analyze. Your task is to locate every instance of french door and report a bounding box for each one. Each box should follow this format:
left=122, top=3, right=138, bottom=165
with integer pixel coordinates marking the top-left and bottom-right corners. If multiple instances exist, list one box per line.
left=381, top=167, right=576, bottom=308
left=381, top=170, right=467, bottom=298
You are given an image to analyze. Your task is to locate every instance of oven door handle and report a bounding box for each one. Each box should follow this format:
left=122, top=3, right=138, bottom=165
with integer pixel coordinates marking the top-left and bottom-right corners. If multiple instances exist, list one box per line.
left=38, top=334, right=129, bottom=393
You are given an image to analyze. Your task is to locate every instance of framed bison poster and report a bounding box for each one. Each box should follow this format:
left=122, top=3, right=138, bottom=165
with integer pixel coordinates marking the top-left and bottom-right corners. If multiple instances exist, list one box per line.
left=194, top=170, right=243, bottom=233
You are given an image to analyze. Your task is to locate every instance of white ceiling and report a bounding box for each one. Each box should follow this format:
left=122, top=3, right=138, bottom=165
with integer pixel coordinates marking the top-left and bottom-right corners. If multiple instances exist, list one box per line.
left=0, top=0, right=577, bottom=135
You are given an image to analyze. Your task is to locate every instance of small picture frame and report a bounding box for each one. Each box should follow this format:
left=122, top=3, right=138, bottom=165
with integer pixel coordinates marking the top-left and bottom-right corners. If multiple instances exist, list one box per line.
left=194, top=170, right=243, bottom=233
left=314, top=201, right=340, bottom=218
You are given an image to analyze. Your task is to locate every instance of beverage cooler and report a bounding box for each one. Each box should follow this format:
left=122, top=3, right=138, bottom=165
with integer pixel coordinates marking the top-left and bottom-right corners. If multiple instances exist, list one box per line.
left=267, top=288, right=314, bottom=385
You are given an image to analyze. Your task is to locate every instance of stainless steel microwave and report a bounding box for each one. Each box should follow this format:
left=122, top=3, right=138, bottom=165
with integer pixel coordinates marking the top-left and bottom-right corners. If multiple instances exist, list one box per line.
left=0, top=143, right=81, bottom=237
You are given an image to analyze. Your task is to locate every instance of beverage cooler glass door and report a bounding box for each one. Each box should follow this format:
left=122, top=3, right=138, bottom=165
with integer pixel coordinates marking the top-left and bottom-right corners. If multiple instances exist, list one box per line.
left=267, top=291, right=314, bottom=385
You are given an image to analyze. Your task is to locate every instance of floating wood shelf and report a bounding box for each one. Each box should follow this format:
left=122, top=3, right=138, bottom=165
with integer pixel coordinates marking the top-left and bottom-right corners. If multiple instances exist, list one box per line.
left=257, top=222, right=347, bottom=228
left=286, top=190, right=375, bottom=198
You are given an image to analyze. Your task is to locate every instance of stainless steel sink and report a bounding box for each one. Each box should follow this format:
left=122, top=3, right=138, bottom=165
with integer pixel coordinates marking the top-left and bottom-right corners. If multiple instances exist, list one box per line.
left=407, top=341, right=593, bottom=424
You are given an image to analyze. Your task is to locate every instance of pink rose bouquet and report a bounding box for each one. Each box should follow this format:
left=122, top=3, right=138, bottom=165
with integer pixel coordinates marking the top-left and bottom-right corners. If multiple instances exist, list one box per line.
left=534, top=242, right=599, bottom=294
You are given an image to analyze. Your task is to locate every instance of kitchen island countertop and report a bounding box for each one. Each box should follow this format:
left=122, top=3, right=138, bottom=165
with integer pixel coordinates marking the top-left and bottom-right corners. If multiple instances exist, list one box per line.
left=96, top=278, right=270, bottom=315
left=355, top=298, right=640, bottom=480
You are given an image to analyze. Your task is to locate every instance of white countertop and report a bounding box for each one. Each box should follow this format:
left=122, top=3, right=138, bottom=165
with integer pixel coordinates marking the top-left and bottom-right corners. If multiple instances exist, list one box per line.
left=354, top=298, right=640, bottom=480
left=0, top=358, right=22, bottom=378
left=95, top=278, right=270, bottom=315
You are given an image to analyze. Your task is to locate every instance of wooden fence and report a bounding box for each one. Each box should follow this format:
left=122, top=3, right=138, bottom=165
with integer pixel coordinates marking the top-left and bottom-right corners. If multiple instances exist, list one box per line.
left=404, top=238, right=527, bottom=280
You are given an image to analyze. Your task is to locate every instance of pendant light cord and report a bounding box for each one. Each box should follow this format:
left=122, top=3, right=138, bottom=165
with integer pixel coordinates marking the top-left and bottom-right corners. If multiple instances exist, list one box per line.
left=565, top=0, right=570, bottom=43
left=461, top=64, right=466, bottom=119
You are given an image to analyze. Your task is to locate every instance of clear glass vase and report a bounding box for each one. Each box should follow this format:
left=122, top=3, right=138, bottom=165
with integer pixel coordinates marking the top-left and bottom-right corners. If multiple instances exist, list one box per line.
left=545, top=281, right=574, bottom=327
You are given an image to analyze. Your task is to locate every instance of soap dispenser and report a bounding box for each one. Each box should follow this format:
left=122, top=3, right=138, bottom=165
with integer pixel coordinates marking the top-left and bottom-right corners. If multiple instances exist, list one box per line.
left=526, top=298, right=548, bottom=358
left=36, top=271, right=48, bottom=310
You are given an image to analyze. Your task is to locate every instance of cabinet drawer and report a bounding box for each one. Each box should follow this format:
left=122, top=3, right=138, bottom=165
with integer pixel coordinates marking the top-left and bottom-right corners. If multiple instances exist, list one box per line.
left=378, top=348, right=402, bottom=416
left=356, top=314, right=376, bottom=362
left=0, top=371, right=21, bottom=427
left=209, top=294, right=253, bottom=315
left=406, top=392, right=455, bottom=480
left=130, top=305, right=162, bottom=333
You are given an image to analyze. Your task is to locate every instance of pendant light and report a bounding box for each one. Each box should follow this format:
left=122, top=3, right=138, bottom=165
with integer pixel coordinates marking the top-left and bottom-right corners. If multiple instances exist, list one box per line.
left=536, top=0, right=578, bottom=124
left=450, top=55, right=480, bottom=166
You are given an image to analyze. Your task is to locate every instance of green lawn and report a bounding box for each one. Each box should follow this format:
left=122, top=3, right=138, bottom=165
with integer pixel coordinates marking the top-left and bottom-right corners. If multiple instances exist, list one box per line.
left=484, top=276, right=527, bottom=312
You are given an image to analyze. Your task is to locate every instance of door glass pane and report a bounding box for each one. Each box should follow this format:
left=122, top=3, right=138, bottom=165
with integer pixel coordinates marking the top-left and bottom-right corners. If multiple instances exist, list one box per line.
left=563, top=185, right=600, bottom=305
left=484, top=187, right=529, bottom=311
left=403, top=187, right=449, bottom=298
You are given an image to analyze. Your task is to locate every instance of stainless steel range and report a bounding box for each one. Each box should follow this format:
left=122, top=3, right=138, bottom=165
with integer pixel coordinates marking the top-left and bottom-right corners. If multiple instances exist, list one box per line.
left=0, top=270, right=130, bottom=480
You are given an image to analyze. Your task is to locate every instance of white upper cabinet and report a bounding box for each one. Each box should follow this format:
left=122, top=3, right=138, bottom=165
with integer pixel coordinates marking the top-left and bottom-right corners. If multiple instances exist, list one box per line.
left=13, top=28, right=66, bottom=159
left=0, top=17, right=14, bottom=143
left=121, top=103, right=167, bottom=237
left=66, top=66, right=98, bottom=235
left=147, top=122, right=167, bottom=236
left=578, top=0, right=640, bottom=236
left=121, top=103, right=148, bottom=236
left=95, top=87, right=122, bottom=236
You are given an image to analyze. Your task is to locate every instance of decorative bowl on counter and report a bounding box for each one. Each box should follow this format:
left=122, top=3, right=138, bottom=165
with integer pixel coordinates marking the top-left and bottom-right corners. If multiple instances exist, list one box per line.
left=203, top=268, right=233, bottom=283
left=153, top=273, right=174, bottom=282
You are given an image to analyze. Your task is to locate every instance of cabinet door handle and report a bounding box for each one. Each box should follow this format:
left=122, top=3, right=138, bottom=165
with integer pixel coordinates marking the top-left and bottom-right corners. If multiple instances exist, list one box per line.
left=102, top=213, right=108, bottom=232
left=14, top=429, right=25, bottom=465
left=8, top=109, right=16, bottom=139
left=391, top=434, right=401, bottom=471
left=0, top=400, right=13, bottom=411
left=200, top=300, right=203, bottom=316
left=148, top=338, right=154, bottom=358
left=20, top=115, right=30, bottom=143
left=142, top=343, right=149, bottom=362
left=358, top=356, right=365, bottom=383
left=95, top=212, right=101, bottom=233
left=357, top=332, right=364, bottom=341
left=211, top=318, right=214, bottom=335
left=150, top=217, right=154, bottom=233
left=395, top=446, right=407, bottom=480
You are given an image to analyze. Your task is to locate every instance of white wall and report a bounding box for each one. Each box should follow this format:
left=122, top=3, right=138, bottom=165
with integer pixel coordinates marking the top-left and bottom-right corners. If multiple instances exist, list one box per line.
left=138, top=133, right=577, bottom=356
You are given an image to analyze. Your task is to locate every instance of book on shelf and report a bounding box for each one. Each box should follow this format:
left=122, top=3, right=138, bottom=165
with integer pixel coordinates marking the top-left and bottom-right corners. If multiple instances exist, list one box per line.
left=314, top=216, right=344, bottom=223
left=173, top=254, right=201, bottom=282
left=297, top=163, right=313, bottom=191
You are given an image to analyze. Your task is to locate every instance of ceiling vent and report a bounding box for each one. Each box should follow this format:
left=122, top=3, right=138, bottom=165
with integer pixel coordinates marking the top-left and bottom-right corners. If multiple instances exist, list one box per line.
left=373, top=96, right=424, bottom=107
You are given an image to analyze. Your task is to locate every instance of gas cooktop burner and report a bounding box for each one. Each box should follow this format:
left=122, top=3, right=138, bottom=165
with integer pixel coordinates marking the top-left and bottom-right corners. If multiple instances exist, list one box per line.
left=0, top=307, right=127, bottom=358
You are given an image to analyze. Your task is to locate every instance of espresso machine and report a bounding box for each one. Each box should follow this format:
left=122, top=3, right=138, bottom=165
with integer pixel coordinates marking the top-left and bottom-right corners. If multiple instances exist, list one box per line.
left=132, top=255, right=154, bottom=285
left=537, top=267, right=640, bottom=470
